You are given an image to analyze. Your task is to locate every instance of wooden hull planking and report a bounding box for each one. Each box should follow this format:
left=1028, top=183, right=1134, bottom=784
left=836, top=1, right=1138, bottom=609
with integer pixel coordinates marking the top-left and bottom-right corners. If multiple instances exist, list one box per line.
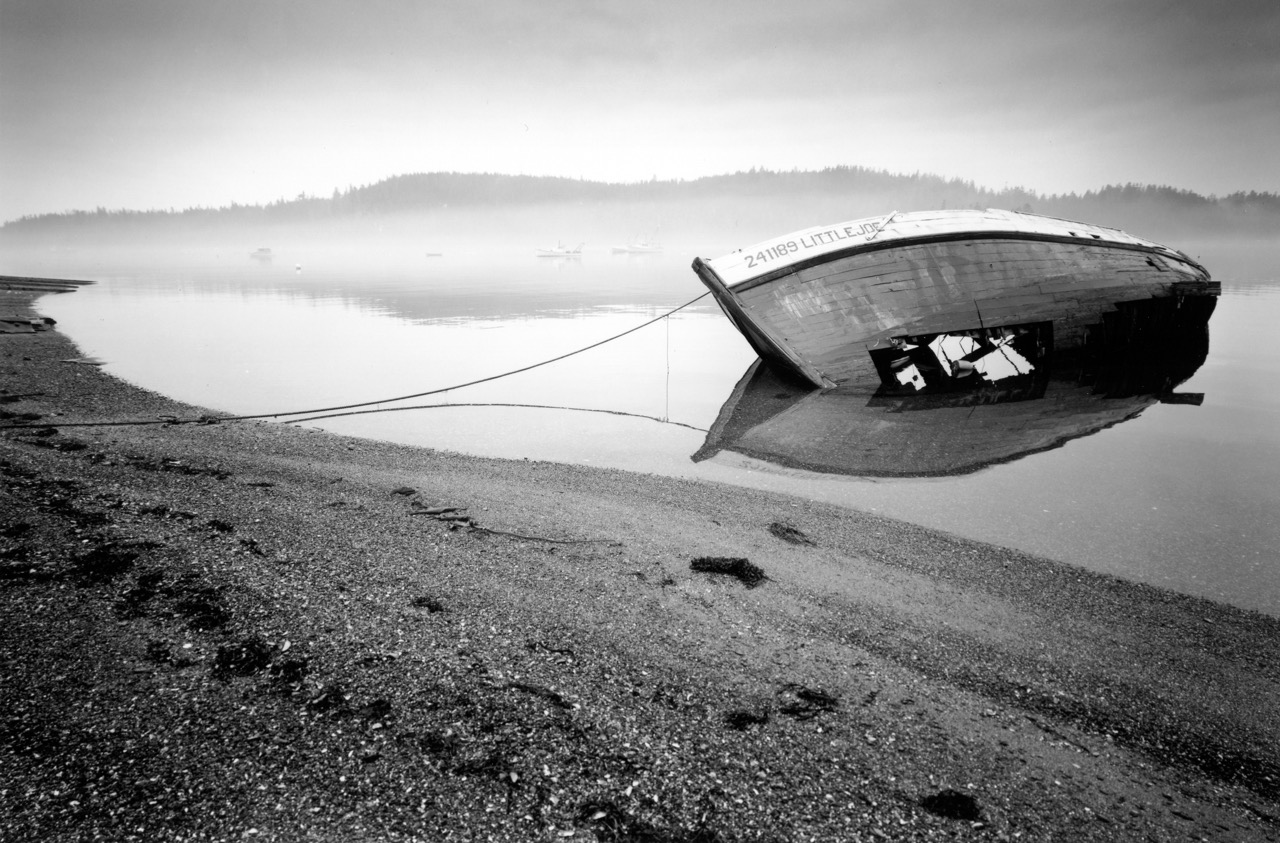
left=696, top=291, right=1216, bottom=477
left=693, top=210, right=1211, bottom=388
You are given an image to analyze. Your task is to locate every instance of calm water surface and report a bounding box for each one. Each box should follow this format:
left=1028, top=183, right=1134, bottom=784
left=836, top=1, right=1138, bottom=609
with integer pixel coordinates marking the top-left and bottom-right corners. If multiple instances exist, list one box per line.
left=15, top=240, right=1280, bottom=617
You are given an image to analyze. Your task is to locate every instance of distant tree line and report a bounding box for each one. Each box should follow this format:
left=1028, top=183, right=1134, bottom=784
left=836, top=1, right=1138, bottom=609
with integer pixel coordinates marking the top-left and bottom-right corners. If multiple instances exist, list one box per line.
left=4, top=167, right=1278, bottom=237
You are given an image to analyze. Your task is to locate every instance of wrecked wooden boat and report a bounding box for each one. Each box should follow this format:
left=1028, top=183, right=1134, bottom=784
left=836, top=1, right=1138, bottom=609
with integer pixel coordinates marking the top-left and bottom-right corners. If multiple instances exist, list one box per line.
left=693, top=293, right=1217, bottom=477
left=692, top=208, right=1214, bottom=389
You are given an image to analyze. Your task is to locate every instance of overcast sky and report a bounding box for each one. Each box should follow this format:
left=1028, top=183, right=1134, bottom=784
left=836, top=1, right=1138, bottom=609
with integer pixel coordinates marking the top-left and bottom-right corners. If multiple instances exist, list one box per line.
left=2, top=0, right=1277, bottom=222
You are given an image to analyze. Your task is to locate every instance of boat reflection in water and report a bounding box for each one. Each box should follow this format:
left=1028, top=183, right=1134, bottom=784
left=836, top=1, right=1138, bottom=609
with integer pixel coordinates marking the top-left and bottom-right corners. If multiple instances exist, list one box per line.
left=693, top=293, right=1218, bottom=477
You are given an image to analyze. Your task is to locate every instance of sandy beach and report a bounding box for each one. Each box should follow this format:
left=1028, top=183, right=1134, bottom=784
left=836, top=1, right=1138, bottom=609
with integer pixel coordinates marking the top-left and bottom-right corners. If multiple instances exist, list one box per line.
left=2, top=278, right=1278, bottom=842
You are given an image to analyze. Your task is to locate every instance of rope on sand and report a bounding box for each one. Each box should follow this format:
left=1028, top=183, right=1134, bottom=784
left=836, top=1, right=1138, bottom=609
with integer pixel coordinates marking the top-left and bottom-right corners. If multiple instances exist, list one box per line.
left=285, top=402, right=707, bottom=432
left=0, top=292, right=712, bottom=432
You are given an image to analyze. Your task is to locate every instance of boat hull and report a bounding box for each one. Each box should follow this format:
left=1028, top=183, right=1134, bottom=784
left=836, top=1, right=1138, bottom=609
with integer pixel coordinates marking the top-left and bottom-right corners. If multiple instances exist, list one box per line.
left=693, top=292, right=1217, bottom=477
left=693, top=210, right=1212, bottom=388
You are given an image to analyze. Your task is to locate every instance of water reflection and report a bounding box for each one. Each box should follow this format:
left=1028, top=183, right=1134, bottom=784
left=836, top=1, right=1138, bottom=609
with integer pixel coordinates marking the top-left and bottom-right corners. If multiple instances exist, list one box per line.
left=19, top=242, right=1280, bottom=616
left=696, top=294, right=1217, bottom=477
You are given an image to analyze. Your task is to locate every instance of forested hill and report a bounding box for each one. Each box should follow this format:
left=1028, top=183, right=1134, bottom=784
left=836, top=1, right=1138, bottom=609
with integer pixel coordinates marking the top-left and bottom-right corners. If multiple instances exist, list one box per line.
left=4, top=167, right=1279, bottom=238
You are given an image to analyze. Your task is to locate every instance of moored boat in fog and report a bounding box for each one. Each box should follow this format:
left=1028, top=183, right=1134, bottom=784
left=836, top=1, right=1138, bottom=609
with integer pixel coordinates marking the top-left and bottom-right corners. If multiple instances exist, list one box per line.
left=611, top=229, right=663, bottom=254
left=535, top=241, right=584, bottom=258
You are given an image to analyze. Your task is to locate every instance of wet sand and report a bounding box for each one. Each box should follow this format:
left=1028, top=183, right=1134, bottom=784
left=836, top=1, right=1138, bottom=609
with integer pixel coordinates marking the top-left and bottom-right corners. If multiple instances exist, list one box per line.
left=3, top=279, right=1278, bottom=841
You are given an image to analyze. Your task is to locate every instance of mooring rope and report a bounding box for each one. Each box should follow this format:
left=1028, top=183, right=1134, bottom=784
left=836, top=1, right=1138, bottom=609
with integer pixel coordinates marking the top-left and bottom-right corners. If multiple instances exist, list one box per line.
left=0, top=291, right=712, bottom=431
left=285, top=402, right=708, bottom=432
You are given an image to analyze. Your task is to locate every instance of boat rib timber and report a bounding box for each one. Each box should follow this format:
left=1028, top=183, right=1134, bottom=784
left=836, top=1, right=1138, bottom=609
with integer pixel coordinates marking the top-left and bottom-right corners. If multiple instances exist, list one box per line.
left=691, top=208, right=1213, bottom=389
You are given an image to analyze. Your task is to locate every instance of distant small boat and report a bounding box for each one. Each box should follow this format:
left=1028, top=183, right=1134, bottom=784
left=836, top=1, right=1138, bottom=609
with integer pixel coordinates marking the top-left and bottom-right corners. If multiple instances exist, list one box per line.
left=249, top=247, right=273, bottom=261
left=535, top=241, right=584, bottom=258
left=425, top=252, right=443, bottom=258
left=692, top=208, right=1214, bottom=389
left=612, top=230, right=663, bottom=254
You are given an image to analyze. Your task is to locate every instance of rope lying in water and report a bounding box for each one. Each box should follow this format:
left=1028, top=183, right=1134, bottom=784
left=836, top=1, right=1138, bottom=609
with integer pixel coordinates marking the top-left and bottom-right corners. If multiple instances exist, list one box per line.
left=287, top=402, right=708, bottom=432
left=0, top=291, right=712, bottom=431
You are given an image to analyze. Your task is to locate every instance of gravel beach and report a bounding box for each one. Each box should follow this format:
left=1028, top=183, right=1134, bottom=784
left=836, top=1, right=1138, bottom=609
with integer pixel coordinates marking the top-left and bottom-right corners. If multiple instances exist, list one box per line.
left=3, top=278, right=1278, bottom=842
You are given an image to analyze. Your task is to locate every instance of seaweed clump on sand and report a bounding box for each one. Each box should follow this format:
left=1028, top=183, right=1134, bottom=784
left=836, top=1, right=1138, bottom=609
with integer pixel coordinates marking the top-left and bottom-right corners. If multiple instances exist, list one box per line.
left=690, top=556, right=767, bottom=588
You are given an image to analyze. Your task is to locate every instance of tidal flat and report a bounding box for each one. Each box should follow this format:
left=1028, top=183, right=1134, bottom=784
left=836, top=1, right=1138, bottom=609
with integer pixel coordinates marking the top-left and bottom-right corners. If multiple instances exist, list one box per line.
left=3, top=281, right=1278, bottom=842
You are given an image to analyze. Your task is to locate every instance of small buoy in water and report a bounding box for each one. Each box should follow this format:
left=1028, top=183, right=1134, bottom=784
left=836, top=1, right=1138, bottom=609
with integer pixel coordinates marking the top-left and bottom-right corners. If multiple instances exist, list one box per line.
left=295, top=264, right=302, bottom=273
